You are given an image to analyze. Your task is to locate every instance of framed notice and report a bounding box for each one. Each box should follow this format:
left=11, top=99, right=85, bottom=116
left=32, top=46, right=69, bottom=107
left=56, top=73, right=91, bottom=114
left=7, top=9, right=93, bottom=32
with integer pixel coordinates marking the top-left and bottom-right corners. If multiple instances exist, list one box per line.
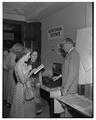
left=48, top=25, right=64, bottom=39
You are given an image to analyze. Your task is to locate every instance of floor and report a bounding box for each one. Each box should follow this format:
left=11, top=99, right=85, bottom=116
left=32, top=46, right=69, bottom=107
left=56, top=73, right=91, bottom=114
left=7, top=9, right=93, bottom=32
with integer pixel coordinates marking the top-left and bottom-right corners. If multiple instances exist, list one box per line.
left=3, top=98, right=50, bottom=118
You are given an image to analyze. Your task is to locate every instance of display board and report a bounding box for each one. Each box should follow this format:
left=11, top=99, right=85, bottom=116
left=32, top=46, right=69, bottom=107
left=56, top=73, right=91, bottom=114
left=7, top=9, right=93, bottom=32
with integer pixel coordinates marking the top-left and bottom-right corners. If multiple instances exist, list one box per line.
left=76, top=27, right=92, bottom=84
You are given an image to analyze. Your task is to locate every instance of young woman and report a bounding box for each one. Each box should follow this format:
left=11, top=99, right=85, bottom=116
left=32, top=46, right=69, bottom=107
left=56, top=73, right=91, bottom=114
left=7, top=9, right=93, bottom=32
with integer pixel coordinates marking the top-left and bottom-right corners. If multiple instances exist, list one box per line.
left=9, top=50, right=41, bottom=118
left=29, top=51, right=42, bottom=115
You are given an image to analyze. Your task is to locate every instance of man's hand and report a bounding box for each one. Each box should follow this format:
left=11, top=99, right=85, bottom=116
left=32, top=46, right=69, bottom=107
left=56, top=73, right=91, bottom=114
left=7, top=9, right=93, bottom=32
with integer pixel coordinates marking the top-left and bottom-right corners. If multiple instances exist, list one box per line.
left=53, top=74, right=62, bottom=81
left=61, top=88, right=68, bottom=96
left=53, top=76, right=59, bottom=81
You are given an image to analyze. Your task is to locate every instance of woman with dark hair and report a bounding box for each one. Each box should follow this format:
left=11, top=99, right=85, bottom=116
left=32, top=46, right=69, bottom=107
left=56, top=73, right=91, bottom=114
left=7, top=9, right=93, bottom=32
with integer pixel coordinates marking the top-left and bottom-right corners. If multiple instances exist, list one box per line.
left=29, top=50, right=42, bottom=115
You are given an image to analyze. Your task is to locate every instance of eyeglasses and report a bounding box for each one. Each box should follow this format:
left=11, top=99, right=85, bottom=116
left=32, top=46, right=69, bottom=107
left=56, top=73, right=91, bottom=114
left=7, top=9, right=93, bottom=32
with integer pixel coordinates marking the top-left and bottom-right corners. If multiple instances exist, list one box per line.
left=59, top=42, right=71, bottom=48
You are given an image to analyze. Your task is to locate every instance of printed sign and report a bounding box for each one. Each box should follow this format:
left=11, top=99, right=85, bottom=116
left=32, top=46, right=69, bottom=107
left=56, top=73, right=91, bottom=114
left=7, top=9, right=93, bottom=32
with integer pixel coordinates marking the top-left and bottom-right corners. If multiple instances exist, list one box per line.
left=48, top=25, right=64, bottom=39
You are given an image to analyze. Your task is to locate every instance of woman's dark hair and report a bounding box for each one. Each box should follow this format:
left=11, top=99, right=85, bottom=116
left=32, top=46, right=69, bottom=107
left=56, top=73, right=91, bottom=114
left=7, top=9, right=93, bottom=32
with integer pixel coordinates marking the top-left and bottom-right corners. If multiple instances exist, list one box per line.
left=30, top=49, right=38, bottom=56
left=25, top=50, right=38, bottom=66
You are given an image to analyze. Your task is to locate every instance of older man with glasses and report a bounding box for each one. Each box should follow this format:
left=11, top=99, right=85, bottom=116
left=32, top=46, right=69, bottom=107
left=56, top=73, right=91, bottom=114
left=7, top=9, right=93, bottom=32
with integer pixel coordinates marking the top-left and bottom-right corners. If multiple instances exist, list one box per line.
left=53, top=38, right=80, bottom=117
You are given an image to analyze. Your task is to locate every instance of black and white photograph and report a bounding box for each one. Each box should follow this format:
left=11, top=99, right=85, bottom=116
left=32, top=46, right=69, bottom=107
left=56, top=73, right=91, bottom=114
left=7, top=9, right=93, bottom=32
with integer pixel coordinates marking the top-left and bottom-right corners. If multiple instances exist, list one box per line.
left=2, top=1, right=93, bottom=118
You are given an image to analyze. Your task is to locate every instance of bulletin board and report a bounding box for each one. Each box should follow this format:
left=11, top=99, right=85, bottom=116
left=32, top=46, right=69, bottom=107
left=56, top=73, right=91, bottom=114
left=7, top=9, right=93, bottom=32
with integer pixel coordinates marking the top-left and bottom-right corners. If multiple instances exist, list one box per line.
left=76, top=27, right=92, bottom=84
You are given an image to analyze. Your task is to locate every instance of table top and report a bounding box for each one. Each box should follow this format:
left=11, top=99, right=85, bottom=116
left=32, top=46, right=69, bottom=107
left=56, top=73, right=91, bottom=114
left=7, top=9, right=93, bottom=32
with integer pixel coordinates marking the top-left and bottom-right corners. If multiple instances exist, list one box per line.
left=56, top=94, right=92, bottom=117
left=41, top=85, right=61, bottom=92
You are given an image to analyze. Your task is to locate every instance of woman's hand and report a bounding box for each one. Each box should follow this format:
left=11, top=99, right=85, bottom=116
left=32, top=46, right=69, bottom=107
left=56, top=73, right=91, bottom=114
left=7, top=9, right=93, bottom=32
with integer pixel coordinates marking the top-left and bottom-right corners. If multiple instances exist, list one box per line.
left=27, top=65, right=32, bottom=72
left=29, top=68, right=37, bottom=76
left=61, top=88, right=68, bottom=96
left=26, top=80, right=32, bottom=89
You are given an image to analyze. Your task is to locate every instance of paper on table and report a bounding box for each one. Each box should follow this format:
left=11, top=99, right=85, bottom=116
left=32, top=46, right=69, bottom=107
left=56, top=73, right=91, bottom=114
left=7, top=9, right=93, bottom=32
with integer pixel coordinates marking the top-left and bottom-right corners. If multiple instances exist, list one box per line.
left=54, top=99, right=65, bottom=113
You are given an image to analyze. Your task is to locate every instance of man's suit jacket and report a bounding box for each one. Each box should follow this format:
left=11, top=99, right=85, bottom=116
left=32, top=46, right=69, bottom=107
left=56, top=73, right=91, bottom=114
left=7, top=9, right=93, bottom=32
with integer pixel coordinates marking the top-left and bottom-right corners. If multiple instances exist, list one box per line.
left=62, top=48, right=80, bottom=94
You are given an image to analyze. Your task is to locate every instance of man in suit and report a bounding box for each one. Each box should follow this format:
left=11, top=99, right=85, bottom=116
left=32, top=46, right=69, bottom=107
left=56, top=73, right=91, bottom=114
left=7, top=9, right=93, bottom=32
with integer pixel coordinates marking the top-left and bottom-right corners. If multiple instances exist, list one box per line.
left=53, top=38, right=80, bottom=117
left=61, top=38, right=80, bottom=96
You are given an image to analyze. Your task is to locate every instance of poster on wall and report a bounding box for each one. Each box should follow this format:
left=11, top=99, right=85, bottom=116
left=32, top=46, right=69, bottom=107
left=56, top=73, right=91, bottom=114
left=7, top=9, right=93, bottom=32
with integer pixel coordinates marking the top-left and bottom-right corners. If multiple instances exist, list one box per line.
left=48, top=25, right=64, bottom=39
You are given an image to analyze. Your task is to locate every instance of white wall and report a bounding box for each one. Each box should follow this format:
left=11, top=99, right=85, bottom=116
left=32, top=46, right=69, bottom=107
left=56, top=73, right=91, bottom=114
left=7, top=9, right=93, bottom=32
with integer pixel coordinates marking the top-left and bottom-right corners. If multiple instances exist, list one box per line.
left=76, top=27, right=92, bottom=84
left=41, top=2, right=92, bottom=75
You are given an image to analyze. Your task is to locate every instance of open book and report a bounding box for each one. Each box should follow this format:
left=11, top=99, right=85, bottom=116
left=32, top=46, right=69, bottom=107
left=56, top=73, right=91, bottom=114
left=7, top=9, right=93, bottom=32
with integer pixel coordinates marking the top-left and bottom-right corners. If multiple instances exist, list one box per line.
left=33, top=64, right=44, bottom=75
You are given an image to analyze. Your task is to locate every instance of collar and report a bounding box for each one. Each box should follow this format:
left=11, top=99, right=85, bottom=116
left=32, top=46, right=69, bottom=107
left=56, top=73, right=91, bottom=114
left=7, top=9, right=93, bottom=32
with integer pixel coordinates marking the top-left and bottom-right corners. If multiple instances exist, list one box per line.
left=68, top=47, right=74, bottom=54
left=66, top=47, right=74, bottom=57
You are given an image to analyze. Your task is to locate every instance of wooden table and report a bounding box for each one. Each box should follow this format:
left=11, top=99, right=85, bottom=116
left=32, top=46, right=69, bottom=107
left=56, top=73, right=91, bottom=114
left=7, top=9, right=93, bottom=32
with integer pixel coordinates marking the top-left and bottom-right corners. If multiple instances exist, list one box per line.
left=40, top=85, right=93, bottom=118
left=56, top=94, right=93, bottom=117
left=40, top=85, right=61, bottom=117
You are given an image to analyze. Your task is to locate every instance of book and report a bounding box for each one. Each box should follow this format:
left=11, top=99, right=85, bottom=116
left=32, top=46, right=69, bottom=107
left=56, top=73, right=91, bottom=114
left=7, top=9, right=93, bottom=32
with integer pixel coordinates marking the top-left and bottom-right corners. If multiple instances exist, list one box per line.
left=53, top=74, right=62, bottom=81
left=34, top=64, right=44, bottom=75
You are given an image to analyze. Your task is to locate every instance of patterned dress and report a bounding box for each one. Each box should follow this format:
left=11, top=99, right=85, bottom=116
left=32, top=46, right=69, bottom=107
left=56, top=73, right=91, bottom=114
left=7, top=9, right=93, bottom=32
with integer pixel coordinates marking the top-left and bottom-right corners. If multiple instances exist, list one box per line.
left=9, top=54, right=36, bottom=118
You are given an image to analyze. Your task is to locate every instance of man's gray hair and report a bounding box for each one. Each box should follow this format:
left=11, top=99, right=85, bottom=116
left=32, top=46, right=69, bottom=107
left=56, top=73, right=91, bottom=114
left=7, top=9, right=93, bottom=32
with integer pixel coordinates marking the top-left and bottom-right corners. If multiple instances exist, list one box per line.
left=65, top=38, right=75, bottom=46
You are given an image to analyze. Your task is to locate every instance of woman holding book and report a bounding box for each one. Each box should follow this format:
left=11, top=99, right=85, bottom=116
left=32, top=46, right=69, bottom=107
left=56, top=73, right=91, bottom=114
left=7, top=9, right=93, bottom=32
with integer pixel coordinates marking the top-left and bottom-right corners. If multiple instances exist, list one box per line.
left=9, top=50, right=41, bottom=118
left=29, top=50, right=42, bottom=115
